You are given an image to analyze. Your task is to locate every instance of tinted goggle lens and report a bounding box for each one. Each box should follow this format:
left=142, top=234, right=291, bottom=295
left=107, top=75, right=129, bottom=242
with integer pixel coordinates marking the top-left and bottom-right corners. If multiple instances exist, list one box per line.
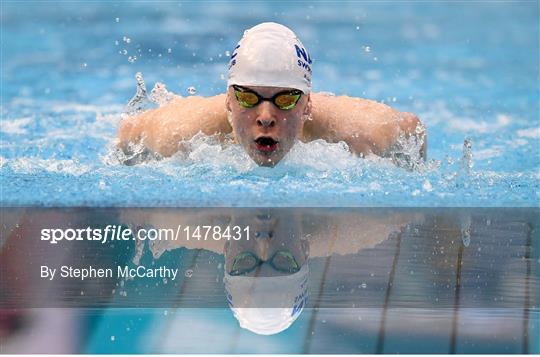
left=274, top=93, right=302, bottom=110
left=229, top=250, right=300, bottom=276
left=230, top=251, right=260, bottom=276
left=270, top=250, right=300, bottom=274
left=233, top=86, right=302, bottom=110
left=235, top=91, right=259, bottom=108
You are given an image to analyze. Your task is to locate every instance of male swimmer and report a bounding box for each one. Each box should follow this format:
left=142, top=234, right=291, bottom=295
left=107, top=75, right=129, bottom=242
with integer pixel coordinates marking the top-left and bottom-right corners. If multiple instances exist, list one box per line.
left=118, top=22, right=426, bottom=167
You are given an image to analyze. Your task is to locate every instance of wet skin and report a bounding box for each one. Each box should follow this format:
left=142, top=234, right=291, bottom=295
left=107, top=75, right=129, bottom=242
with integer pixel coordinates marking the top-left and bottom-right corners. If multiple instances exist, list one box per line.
left=226, top=86, right=311, bottom=167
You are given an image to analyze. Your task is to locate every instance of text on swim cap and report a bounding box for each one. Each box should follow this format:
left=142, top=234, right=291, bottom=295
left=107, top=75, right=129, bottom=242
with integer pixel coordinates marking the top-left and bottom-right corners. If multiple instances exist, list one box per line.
left=295, top=44, right=312, bottom=74
left=229, top=44, right=240, bottom=69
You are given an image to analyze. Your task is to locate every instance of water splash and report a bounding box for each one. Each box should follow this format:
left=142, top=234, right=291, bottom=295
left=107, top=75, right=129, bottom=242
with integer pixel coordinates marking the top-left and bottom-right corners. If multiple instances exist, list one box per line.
left=388, top=124, right=426, bottom=171
left=104, top=140, right=163, bottom=166
left=125, top=72, right=152, bottom=115
left=461, top=138, right=473, bottom=174
left=149, top=82, right=177, bottom=106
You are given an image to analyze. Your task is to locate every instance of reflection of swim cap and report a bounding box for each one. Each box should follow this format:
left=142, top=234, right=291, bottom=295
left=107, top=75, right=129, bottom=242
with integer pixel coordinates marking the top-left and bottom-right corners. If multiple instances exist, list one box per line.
left=224, top=262, right=309, bottom=335
left=228, top=22, right=312, bottom=94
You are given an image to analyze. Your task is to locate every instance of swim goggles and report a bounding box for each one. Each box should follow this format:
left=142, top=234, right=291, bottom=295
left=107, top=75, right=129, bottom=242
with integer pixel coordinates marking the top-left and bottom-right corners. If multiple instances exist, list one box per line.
left=232, top=85, right=303, bottom=110
left=229, top=249, right=301, bottom=276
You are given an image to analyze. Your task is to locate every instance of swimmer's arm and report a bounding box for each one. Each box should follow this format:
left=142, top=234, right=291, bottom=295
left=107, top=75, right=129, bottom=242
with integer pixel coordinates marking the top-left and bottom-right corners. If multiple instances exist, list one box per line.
left=117, top=95, right=231, bottom=157
left=306, top=94, right=427, bottom=160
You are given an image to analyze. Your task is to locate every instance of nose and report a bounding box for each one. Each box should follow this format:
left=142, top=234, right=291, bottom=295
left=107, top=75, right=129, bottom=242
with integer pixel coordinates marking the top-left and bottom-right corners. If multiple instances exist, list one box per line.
left=255, top=238, right=270, bottom=261
left=256, top=102, right=276, bottom=128
left=257, top=118, right=275, bottom=128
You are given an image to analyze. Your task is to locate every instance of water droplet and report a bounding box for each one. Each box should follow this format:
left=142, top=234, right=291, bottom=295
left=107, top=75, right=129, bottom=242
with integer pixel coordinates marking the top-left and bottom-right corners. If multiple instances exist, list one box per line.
left=356, top=26, right=360, bottom=30
left=225, top=50, right=231, bottom=57
left=128, top=56, right=137, bottom=63
left=167, top=48, right=172, bottom=53
left=423, top=180, right=433, bottom=192
left=185, top=269, right=193, bottom=278
left=361, top=283, right=367, bottom=289
left=115, top=17, right=120, bottom=23
left=462, top=228, right=471, bottom=247
left=56, top=163, right=64, bottom=171
left=149, top=82, right=175, bottom=106
left=186, top=86, right=196, bottom=95
left=363, top=46, right=371, bottom=53
left=461, top=138, right=473, bottom=173
left=111, top=336, right=115, bottom=342
left=123, top=36, right=131, bottom=44
left=164, top=310, right=168, bottom=316
left=121, top=49, right=127, bottom=55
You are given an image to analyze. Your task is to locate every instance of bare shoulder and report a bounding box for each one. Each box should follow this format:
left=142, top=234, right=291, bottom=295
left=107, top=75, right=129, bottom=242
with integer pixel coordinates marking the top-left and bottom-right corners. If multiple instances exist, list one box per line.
left=311, top=93, right=398, bottom=123
left=306, top=93, right=424, bottom=157
left=117, top=94, right=230, bottom=157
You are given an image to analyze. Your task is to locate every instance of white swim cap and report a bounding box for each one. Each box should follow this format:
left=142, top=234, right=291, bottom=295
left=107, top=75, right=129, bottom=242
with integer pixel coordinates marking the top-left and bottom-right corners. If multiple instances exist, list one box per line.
left=224, top=262, right=309, bottom=335
left=228, top=22, right=312, bottom=94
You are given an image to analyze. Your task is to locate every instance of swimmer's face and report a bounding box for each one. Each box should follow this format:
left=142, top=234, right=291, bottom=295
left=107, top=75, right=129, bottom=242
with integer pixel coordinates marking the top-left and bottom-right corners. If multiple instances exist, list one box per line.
left=226, top=86, right=311, bottom=167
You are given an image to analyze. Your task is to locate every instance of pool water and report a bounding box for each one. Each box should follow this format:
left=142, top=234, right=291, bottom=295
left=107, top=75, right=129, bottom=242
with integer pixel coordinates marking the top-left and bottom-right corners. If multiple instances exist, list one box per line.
left=1, top=2, right=539, bottom=206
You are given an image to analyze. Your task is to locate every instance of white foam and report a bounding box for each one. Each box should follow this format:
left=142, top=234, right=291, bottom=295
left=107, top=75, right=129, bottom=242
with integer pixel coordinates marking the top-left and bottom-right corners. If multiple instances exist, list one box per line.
left=50, top=102, right=122, bottom=113
left=284, top=140, right=357, bottom=171
left=447, top=114, right=511, bottom=134
left=182, top=133, right=256, bottom=172
left=9, top=158, right=90, bottom=176
left=516, top=127, right=540, bottom=138
left=474, top=147, right=503, bottom=160
left=1, top=117, right=32, bottom=134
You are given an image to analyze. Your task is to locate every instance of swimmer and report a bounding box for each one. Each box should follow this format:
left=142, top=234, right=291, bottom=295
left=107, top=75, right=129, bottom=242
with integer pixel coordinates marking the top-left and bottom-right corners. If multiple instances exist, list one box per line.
left=118, top=22, right=426, bottom=167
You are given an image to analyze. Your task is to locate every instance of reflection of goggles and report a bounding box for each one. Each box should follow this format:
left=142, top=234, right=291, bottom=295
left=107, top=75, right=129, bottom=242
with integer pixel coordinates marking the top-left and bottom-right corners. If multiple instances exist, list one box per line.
left=232, top=85, right=303, bottom=110
left=229, top=250, right=300, bottom=276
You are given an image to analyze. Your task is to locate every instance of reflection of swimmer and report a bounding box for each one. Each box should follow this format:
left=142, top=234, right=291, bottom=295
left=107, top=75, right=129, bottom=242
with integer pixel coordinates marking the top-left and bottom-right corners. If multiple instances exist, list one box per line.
left=118, top=22, right=426, bottom=167
left=223, top=229, right=309, bottom=335
left=120, top=209, right=421, bottom=335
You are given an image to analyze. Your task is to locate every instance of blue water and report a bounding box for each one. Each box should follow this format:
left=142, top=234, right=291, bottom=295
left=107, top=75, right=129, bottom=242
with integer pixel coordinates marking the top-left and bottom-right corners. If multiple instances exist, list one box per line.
left=1, top=1, right=539, bottom=206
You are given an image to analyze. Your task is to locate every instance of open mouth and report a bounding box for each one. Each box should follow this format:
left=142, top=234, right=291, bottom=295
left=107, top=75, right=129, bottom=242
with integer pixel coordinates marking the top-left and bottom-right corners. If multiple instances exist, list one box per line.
left=254, top=136, right=279, bottom=153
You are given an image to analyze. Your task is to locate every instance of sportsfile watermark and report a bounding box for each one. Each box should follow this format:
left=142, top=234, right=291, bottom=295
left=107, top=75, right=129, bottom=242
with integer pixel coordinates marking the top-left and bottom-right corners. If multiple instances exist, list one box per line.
left=40, top=225, right=251, bottom=244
